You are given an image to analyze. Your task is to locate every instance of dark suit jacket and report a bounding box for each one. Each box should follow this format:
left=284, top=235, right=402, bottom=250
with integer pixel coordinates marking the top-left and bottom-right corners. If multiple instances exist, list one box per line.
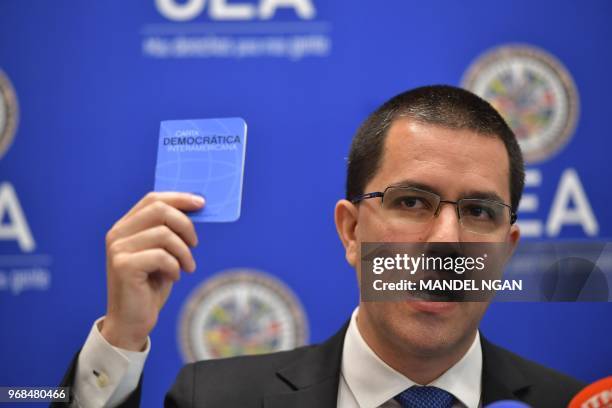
left=54, top=321, right=585, bottom=408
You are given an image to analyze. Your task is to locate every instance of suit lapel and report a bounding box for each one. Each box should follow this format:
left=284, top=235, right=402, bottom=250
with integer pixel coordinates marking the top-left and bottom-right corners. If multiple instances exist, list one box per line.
left=264, top=325, right=534, bottom=407
left=263, top=378, right=340, bottom=408
left=264, top=321, right=349, bottom=408
left=480, top=334, right=531, bottom=405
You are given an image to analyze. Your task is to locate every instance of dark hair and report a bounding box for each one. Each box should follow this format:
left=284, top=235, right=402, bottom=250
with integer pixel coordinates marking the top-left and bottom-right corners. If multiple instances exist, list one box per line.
left=346, top=85, right=525, bottom=212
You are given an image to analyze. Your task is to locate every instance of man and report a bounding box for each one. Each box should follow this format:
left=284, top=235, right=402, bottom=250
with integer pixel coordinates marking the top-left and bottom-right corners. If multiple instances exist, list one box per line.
left=56, top=85, right=584, bottom=408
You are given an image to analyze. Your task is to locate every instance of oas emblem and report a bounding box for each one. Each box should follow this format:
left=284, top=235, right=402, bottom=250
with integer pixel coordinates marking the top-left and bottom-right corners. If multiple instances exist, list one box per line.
left=462, top=44, right=579, bottom=164
left=178, top=269, right=309, bottom=362
left=0, top=69, right=19, bottom=159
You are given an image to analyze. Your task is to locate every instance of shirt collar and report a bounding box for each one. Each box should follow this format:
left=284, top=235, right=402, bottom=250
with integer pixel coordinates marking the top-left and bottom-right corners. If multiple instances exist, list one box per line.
left=341, top=307, right=482, bottom=408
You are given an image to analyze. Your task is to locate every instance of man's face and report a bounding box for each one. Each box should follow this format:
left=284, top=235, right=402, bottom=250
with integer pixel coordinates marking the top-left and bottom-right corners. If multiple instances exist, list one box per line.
left=339, top=117, right=520, bottom=358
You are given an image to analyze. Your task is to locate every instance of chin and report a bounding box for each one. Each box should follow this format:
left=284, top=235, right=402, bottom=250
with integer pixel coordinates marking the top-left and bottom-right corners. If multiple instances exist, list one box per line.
left=366, top=302, right=480, bottom=357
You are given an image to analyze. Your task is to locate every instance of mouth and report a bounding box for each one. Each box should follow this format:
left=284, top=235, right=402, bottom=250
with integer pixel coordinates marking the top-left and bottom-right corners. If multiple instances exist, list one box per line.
left=410, top=289, right=460, bottom=301
left=404, top=287, right=464, bottom=313
left=411, top=274, right=468, bottom=300
left=404, top=298, right=458, bottom=313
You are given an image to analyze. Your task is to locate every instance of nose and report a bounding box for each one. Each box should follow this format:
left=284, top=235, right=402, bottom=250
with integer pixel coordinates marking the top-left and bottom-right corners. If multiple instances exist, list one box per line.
left=426, top=202, right=462, bottom=242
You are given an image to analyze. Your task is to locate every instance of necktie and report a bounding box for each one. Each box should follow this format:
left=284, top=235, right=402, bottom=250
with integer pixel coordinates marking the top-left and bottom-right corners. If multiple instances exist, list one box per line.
left=394, top=385, right=456, bottom=408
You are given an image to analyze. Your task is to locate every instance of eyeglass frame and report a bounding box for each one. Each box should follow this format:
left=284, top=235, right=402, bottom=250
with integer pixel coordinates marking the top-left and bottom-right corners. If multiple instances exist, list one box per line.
left=350, top=185, right=518, bottom=226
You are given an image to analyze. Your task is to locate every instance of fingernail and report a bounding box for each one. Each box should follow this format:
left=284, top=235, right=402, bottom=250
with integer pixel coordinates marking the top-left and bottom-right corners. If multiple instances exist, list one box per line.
left=192, top=195, right=205, bottom=206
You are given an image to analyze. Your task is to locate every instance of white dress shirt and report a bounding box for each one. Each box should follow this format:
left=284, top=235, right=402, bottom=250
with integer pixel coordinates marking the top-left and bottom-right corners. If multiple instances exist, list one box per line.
left=73, top=309, right=482, bottom=408
left=71, top=318, right=149, bottom=408
left=337, top=307, right=482, bottom=408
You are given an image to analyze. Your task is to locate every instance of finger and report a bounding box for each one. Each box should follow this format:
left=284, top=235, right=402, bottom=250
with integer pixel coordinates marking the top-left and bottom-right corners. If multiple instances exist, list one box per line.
left=120, top=192, right=205, bottom=223
left=117, top=248, right=182, bottom=283
left=110, top=225, right=196, bottom=273
left=110, top=201, right=198, bottom=247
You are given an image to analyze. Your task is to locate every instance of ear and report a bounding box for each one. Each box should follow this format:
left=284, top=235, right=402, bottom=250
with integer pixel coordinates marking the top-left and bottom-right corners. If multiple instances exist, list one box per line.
left=506, top=222, right=521, bottom=260
left=335, top=199, right=360, bottom=267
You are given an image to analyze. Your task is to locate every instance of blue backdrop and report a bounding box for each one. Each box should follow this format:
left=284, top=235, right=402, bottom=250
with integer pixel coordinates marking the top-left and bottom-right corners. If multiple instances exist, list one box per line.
left=0, top=1, right=610, bottom=406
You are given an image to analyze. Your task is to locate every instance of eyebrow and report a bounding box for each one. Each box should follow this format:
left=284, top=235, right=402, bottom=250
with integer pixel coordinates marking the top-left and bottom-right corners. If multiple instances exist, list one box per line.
left=460, top=190, right=506, bottom=204
left=388, top=180, right=444, bottom=197
left=387, top=179, right=507, bottom=204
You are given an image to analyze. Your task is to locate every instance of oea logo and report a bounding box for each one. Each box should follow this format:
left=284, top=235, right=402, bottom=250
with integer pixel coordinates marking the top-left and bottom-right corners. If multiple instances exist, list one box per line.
left=0, top=70, right=34, bottom=253
left=519, top=169, right=599, bottom=238
left=155, top=0, right=316, bottom=22
left=0, top=183, right=35, bottom=252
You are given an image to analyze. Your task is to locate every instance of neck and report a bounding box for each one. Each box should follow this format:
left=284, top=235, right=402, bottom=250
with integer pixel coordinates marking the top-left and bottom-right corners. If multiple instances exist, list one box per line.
left=356, top=309, right=476, bottom=385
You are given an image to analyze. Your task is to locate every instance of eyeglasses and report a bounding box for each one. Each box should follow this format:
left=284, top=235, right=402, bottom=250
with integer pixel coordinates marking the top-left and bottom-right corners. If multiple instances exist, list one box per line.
left=351, top=186, right=517, bottom=235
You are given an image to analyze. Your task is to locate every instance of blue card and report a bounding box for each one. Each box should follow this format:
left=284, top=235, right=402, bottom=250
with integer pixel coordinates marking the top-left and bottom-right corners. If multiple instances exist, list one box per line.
left=154, top=117, right=247, bottom=222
